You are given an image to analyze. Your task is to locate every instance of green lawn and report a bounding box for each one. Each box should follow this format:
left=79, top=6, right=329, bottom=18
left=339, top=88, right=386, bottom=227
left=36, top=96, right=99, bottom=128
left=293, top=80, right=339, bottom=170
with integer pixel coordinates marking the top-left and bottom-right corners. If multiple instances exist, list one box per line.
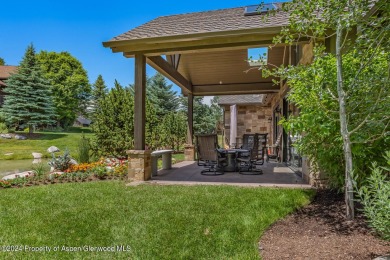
left=0, top=182, right=314, bottom=259
left=0, top=127, right=93, bottom=160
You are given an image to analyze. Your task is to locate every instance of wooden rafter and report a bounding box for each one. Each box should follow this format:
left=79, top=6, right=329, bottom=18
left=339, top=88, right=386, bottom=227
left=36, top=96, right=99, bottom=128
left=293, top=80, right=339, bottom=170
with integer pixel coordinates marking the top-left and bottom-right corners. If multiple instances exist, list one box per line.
left=192, top=82, right=279, bottom=96
left=147, top=56, right=192, bottom=94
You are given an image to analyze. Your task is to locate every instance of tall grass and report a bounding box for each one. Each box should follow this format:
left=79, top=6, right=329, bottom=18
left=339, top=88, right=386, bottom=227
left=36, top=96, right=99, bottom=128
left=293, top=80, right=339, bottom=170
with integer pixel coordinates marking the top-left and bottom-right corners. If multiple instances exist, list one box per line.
left=77, top=133, right=90, bottom=163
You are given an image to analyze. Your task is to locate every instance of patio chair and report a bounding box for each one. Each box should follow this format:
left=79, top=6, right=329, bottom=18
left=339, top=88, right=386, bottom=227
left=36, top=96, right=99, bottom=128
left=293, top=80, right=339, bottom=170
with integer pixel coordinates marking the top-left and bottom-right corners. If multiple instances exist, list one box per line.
left=236, top=133, right=264, bottom=174
left=195, top=134, right=226, bottom=175
left=267, top=132, right=282, bottom=162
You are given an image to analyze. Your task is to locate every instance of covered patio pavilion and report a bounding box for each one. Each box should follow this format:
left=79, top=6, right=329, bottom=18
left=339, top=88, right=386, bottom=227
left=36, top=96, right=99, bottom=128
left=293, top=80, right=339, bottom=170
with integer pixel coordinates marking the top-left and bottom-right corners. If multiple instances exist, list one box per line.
left=103, top=4, right=312, bottom=184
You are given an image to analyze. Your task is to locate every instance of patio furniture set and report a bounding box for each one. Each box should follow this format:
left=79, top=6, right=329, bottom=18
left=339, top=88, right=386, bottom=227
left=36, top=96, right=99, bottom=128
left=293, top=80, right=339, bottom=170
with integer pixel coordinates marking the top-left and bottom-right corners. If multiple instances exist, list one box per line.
left=196, top=133, right=280, bottom=176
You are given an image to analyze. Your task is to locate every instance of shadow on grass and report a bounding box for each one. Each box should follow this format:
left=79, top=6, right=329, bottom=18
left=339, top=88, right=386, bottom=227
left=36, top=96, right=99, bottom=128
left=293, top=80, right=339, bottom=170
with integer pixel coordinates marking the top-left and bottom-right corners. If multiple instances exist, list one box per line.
left=16, top=132, right=67, bottom=140
left=37, top=133, right=68, bottom=140
left=65, top=127, right=93, bottom=134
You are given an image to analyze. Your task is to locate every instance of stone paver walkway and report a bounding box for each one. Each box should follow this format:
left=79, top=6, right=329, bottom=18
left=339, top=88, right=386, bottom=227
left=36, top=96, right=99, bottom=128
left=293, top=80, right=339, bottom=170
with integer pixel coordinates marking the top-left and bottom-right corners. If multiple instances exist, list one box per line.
left=128, top=161, right=312, bottom=189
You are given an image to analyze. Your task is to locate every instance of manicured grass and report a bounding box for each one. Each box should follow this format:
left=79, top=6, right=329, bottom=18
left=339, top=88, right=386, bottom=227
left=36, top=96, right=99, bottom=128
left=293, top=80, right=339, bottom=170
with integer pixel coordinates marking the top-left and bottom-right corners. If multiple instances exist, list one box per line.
left=173, top=153, right=184, bottom=162
left=0, top=182, right=314, bottom=259
left=0, top=127, right=93, bottom=160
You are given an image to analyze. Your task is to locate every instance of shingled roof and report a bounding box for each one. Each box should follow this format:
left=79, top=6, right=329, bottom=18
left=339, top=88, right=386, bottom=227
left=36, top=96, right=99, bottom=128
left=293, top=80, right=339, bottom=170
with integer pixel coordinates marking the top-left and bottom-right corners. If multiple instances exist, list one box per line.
left=110, top=4, right=289, bottom=42
left=218, top=94, right=265, bottom=105
left=0, top=66, right=18, bottom=79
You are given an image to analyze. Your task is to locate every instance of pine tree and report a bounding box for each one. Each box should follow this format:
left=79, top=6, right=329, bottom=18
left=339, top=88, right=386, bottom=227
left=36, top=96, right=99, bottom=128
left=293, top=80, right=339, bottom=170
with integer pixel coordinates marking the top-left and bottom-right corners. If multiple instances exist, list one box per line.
left=147, top=73, right=179, bottom=117
left=2, top=44, right=56, bottom=133
left=92, top=75, right=107, bottom=101
left=90, top=75, right=107, bottom=120
left=180, top=96, right=216, bottom=134
left=92, top=80, right=134, bottom=157
left=0, top=57, right=5, bottom=65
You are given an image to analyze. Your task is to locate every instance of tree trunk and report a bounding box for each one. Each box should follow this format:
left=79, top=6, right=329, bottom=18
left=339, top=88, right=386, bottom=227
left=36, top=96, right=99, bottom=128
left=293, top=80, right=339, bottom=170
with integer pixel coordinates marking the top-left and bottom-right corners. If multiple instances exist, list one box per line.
left=336, top=20, right=355, bottom=219
left=28, top=125, right=34, bottom=135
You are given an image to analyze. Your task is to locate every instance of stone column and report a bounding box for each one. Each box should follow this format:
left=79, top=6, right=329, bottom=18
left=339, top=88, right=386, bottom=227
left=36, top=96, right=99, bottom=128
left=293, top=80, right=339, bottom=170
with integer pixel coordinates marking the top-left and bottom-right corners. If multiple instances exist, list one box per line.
left=127, top=150, right=152, bottom=181
left=184, top=144, right=195, bottom=161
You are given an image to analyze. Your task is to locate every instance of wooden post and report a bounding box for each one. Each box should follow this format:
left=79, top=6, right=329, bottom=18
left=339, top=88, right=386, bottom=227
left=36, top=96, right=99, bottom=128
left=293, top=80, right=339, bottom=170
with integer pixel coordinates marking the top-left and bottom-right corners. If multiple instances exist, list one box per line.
left=134, top=54, right=146, bottom=150
left=187, top=93, right=193, bottom=144
left=184, top=93, right=195, bottom=161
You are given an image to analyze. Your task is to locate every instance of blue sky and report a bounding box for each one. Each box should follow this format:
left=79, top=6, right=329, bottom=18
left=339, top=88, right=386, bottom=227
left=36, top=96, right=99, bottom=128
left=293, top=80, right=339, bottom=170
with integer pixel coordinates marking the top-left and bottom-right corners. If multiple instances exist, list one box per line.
left=1, top=0, right=282, bottom=95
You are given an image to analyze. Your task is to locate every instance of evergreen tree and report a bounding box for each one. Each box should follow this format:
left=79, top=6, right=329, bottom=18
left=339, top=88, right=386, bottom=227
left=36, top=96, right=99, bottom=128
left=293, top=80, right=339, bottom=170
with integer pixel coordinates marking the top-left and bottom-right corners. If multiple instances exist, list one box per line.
left=92, top=75, right=107, bottom=101
left=158, top=111, right=187, bottom=150
left=180, top=96, right=217, bottom=134
left=0, top=57, right=5, bottom=65
left=210, top=96, right=223, bottom=130
left=92, top=80, right=134, bottom=157
left=147, top=73, right=179, bottom=117
left=90, top=75, right=107, bottom=119
left=2, top=44, right=56, bottom=133
left=145, top=97, right=159, bottom=149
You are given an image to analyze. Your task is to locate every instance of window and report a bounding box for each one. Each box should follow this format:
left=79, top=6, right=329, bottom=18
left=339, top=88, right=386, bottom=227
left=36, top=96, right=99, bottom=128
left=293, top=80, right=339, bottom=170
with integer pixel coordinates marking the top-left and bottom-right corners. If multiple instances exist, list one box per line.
left=247, top=47, right=268, bottom=66
left=244, top=4, right=278, bottom=16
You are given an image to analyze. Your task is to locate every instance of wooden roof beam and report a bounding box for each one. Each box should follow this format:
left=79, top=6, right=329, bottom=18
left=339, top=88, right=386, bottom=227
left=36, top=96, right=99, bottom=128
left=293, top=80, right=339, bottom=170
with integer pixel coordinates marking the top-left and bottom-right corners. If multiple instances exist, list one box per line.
left=192, top=82, right=279, bottom=96
left=147, top=56, right=192, bottom=94
left=124, top=41, right=275, bottom=57
left=116, top=33, right=281, bottom=54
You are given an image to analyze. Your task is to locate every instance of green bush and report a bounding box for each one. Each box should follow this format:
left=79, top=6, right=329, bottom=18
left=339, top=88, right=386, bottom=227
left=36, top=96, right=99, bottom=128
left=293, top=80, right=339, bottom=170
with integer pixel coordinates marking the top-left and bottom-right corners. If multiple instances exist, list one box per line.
left=48, top=149, right=72, bottom=171
left=32, top=163, right=48, bottom=179
left=91, top=165, right=107, bottom=179
left=354, top=151, right=390, bottom=241
left=0, top=122, right=8, bottom=134
left=78, top=133, right=90, bottom=163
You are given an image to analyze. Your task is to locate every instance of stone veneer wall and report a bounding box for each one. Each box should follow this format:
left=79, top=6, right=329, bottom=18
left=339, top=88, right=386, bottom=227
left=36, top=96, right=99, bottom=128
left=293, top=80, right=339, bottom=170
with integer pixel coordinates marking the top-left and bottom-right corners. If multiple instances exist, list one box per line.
left=126, top=150, right=152, bottom=181
left=224, top=105, right=272, bottom=147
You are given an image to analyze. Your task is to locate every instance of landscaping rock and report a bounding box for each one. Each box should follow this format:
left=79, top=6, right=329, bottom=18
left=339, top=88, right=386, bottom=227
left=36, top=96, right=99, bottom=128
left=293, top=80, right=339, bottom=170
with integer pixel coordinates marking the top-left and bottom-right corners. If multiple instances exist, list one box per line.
left=15, top=134, right=27, bottom=140
left=0, top=134, right=12, bottom=139
left=374, top=256, right=390, bottom=260
left=2, top=171, right=33, bottom=180
left=32, top=152, right=42, bottom=159
left=32, top=152, right=43, bottom=164
left=70, top=159, right=78, bottom=165
left=49, top=171, right=64, bottom=176
left=47, top=146, right=60, bottom=153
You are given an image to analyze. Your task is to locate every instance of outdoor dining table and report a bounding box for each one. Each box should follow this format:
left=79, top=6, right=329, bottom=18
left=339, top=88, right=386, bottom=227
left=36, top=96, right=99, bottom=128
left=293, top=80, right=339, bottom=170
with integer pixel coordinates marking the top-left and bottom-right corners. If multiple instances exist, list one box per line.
left=217, top=148, right=250, bottom=172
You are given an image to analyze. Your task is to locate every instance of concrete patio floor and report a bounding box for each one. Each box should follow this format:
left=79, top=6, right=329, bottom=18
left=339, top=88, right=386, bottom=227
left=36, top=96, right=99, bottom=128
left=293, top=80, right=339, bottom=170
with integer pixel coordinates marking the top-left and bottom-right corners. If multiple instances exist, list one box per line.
left=147, top=161, right=312, bottom=188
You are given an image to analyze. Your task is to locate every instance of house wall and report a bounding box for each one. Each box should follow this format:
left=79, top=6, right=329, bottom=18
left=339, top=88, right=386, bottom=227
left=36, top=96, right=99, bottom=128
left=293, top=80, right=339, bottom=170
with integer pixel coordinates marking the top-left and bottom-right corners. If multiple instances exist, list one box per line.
left=223, top=105, right=272, bottom=147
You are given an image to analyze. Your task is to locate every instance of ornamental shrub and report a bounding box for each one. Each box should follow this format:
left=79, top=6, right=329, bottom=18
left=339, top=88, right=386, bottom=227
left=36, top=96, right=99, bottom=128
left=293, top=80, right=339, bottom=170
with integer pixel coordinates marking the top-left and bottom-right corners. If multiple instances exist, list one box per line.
left=354, top=151, right=390, bottom=241
left=48, top=148, right=72, bottom=171
left=78, top=133, right=90, bottom=163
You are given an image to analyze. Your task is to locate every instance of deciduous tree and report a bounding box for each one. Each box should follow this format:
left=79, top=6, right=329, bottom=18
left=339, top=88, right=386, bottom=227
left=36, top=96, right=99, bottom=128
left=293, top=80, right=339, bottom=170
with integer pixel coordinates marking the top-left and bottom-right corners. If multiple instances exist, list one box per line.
left=265, top=0, right=390, bottom=219
left=37, top=51, right=91, bottom=128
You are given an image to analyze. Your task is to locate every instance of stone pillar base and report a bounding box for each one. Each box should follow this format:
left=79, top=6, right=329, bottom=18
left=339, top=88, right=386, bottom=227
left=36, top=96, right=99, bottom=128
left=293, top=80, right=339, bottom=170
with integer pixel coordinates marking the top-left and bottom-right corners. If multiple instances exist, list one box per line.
left=303, top=158, right=329, bottom=188
left=126, top=150, right=152, bottom=181
left=184, top=144, right=195, bottom=161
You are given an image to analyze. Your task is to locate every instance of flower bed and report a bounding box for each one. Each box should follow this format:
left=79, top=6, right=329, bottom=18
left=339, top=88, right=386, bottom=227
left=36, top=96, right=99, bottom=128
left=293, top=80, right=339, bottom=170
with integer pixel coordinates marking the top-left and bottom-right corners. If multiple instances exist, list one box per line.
left=0, top=158, right=128, bottom=189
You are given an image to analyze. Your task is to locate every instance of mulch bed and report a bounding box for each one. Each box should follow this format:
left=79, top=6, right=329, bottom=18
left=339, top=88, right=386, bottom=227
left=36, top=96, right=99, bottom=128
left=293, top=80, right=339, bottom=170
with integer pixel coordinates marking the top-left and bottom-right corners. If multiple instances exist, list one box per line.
left=259, top=190, right=390, bottom=260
